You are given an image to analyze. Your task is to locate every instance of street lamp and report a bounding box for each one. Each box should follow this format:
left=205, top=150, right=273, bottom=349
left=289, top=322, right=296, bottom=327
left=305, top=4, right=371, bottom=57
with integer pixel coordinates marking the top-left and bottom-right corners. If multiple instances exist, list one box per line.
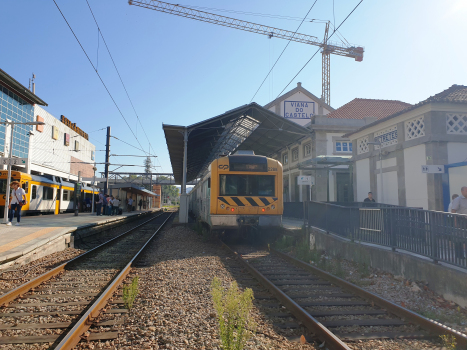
left=1, top=120, right=46, bottom=224
left=368, top=141, right=384, bottom=204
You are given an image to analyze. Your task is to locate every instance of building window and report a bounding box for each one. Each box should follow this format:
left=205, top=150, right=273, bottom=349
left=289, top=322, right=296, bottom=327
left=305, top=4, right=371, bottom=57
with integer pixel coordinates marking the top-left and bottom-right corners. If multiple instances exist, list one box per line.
left=357, top=136, right=369, bottom=154
left=304, top=143, right=311, bottom=157
left=282, top=153, right=288, bottom=165
left=336, top=141, right=352, bottom=153
left=446, top=113, right=467, bottom=134
left=405, top=116, right=425, bottom=140
left=292, top=148, right=299, bottom=161
left=74, top=140, right=79, bottom=151
left=91, top=150, right=95, bottom=161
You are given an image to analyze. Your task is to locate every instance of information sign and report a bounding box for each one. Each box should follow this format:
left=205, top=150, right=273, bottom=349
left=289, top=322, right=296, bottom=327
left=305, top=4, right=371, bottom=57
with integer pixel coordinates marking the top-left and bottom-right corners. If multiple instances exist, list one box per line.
left=421, top=165, right=445, bottom=173
left=0, top=158, right=28, bottom=166
left=297, top=175, right=315, bottom=186
left=284, top=100, right=315, bottom=119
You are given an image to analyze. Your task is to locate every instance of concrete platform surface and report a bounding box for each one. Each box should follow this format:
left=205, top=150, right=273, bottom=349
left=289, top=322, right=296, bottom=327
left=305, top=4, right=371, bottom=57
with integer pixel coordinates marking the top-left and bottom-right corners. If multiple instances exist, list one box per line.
left=0, top=210, right=155, bottom=265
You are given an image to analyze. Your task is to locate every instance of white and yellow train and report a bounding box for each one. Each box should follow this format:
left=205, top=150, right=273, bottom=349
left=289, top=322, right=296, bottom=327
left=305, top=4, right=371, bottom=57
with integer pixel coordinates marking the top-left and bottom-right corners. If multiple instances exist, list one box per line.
left=189, top=151, right=283, bottom=231
left=0, top=170, right=95, bottom=216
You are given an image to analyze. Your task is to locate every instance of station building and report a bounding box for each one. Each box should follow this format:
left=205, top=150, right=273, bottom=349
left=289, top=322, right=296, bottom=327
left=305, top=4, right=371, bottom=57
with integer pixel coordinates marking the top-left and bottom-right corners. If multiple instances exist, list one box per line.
left=31, top=106, right=96, bottom=182
left=0, top=69, right=96, bottom=183
left=265, top=83, right=410, bottom=202
left=0, top=69, right=47, bottom=166
left=346, top=84, right=467, bottom=211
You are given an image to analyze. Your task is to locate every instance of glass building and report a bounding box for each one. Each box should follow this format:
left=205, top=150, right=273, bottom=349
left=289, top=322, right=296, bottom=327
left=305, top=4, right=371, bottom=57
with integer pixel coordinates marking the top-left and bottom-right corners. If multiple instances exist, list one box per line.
left=0, top=69, right=47, bottom=158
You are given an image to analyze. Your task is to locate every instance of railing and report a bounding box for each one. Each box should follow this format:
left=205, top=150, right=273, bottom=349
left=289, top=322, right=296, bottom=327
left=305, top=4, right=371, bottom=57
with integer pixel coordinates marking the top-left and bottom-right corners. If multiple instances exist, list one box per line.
left=325, top=201, right=404, bottom=208
left=306, top=201, right=467, bottom=269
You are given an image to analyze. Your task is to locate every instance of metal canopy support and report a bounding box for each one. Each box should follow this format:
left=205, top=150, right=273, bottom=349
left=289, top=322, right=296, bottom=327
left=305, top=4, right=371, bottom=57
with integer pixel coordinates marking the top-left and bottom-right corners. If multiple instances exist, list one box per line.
left=179, top=127, right=189, bottom=223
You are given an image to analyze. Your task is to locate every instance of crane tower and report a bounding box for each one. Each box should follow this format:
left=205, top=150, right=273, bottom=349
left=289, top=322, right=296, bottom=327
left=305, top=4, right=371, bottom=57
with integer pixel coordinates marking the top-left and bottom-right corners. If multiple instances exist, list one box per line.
left=129, top=0, right=364, bottom=105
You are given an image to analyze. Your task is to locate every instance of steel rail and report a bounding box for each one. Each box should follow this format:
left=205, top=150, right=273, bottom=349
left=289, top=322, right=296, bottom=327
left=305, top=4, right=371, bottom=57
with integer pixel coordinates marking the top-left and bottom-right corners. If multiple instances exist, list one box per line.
left=221, top=242, right=351, bottom=350
left=55, top=212, right=173, bottom=349
left=0, top=211, right=163, bottom=307
left=272, top=248, right=467, bottom=348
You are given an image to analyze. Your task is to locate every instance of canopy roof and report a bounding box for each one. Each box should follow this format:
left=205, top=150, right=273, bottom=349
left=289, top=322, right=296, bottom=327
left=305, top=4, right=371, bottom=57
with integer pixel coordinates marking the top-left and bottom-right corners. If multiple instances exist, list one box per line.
left=163, top=103, right=310, bottom=184
left=101, top=182, right=159, bottom=197
left=299, top=155, right=352, bottom=169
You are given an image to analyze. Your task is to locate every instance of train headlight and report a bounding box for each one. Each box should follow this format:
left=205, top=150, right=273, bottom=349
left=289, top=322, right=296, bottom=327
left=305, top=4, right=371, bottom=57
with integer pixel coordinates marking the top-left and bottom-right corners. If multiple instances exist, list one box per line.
left=271, top=205, right=276, bottom=210
left=261, top=208, right=265, bottom=212
left=220, top=204, right=225, bottom=209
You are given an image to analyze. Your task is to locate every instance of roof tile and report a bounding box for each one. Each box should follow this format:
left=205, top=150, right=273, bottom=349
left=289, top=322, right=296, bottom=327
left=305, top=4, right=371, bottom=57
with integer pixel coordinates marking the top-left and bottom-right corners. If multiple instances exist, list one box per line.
left=326, top=98, right=411, bottom=120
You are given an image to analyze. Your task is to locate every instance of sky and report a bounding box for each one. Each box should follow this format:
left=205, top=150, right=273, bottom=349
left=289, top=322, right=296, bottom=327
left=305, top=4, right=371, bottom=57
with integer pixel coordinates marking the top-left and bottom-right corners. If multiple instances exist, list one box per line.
left=1, top=0, right=466, bottom=177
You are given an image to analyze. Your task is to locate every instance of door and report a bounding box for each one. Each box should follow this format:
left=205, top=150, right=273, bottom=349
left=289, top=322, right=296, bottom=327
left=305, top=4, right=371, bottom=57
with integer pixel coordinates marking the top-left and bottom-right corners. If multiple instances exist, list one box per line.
left=336, top=173, right=351, bottom=203
left=55, top=188, right=61, bottom=214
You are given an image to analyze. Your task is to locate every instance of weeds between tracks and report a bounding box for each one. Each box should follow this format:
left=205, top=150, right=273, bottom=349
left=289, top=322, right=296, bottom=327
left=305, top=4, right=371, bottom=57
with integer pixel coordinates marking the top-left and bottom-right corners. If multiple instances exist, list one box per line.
left=123, top=276, right=139, bottom=310
left=211, top=277, right=255, bottom=350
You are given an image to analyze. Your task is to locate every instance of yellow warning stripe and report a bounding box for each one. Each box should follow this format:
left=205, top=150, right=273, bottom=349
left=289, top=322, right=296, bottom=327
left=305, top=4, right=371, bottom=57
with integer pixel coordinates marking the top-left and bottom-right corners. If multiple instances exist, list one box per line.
left=0, top=227, right=61, bottom=253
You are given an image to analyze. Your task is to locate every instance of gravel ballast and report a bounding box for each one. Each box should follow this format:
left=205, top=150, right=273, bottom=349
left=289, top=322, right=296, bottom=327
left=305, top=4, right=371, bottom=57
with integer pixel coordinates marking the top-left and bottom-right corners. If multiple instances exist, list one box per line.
left=93, top=226, right=317, bottom=350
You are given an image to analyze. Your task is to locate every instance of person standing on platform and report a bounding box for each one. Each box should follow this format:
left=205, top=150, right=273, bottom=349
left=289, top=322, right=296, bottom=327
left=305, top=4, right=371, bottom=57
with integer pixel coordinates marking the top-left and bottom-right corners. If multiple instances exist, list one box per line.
left=96, top=191, right=104, bottom=216
left=7, top=181, right=26, bottom=226
left=128, top=197, right=133, bottom=212
left=448, top=194, right=459, bottom=213
left=85, top=196, right=91, bottom=212
left=363, top=192, right=376, bottom=207
left=452, top=187, right=467, bottom=214
left=112, top=197, right=120, bottom=215
left=139, top=199, right=143, bottom=211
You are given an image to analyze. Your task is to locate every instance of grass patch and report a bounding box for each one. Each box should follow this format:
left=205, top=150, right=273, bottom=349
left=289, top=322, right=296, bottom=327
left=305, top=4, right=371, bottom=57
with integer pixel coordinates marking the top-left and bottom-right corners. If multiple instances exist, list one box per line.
left=439, top=334, right=457, bottom=349
left=122, top=276, right=139, bottom=310
left=211, top=277, right=255, bottom=350
left=274, top=235, right=295, bottom=250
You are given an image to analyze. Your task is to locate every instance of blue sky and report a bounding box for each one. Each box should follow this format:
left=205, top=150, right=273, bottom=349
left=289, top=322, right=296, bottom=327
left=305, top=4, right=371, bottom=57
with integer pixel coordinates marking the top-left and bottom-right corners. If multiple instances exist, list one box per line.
left=1, top=0, right=466, bottom=177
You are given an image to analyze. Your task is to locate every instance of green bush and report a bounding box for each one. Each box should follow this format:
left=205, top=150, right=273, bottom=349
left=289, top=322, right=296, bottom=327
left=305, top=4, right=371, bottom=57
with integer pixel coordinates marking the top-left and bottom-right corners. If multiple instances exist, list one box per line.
left=211, top=277, right=255, bottom=350
left=295, top=242, right=320, bottom=263
left=440, top=334, right=457, bottom=349
left=122, top=276, right=139, bottom=310
left=274, top=235, right=295, bottom=250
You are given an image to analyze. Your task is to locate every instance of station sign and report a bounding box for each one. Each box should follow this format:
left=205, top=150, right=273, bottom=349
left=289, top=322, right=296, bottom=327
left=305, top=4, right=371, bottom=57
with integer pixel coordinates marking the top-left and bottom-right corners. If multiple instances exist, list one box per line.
left=0, top=158, right=27, bottom=165
left=297, top=175, right=315, bottom=186
left=284, top=100, right=315, bottom=119
left=421, top=165, right=445, bottom=173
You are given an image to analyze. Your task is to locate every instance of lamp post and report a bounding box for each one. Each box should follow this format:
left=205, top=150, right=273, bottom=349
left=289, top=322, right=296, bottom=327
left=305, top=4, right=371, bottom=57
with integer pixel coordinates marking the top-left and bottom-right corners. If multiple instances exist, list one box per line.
left=368, top=141, right=384, bottom=204
left=1, top=120, right=45, bottom=224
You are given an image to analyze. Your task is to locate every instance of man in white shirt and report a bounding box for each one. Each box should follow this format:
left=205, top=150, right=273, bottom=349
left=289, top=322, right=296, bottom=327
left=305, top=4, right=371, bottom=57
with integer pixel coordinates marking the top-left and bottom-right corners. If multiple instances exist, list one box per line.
left=128, top=197, right=133, bottom=212
left=448, top=194, right=459, bottom=213
left=7, top=181, right=26, bottom=226
left=452, top=187, right=467, bottom=215
left=112, top=197, right=120, bottom=215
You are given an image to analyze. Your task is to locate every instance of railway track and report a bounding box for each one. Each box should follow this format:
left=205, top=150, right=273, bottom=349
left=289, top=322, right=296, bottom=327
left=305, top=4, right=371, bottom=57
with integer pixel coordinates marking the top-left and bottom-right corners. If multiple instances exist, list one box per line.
left=222, top=243, right=467, bottom=350
left=0, top=210, right=173, bottom=349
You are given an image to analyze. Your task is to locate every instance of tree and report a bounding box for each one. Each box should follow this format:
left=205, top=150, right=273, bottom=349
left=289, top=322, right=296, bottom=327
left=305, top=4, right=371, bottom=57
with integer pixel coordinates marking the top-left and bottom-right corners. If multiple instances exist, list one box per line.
left=158, top=175, right=179, bottom=203
left=144, top=157, right=152, bottom=176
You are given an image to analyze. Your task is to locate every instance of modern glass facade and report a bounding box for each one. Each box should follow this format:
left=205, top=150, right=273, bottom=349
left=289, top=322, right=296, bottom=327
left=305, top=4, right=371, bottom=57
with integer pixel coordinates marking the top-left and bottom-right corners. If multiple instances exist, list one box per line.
left=0, top=85, right=34, bottom=158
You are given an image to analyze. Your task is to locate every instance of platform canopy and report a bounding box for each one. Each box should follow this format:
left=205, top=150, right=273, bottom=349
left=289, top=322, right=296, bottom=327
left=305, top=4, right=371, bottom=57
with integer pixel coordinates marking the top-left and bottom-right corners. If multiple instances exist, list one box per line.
left=163, top=103, right=310, bottom=184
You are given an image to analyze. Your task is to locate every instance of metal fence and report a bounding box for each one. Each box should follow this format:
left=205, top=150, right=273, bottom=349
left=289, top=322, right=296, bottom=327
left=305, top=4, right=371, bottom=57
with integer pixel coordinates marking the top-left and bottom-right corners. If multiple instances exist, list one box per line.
left=306, top=201, right=467, bottom=269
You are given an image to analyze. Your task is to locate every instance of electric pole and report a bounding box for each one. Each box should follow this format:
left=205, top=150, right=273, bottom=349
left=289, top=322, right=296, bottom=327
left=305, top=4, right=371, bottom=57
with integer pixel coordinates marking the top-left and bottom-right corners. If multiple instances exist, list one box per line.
left=104, top=126, right=111, bottom=195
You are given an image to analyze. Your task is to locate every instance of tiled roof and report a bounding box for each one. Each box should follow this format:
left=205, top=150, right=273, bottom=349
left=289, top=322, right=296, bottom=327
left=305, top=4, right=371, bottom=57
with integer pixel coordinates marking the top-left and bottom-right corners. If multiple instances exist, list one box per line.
left=326, top=98, right=411, bottom=120
left=345, top=84, right=467, bottom=137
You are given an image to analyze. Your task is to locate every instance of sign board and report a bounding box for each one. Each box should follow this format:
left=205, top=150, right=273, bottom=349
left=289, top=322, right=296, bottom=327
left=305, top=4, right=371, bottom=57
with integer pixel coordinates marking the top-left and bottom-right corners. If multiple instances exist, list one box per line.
left=0, top=158, right=27, bottom=166
left=297, top=175, right=315, bottom=186
left=421, top=165, right=445, bottom=173
left=82, top=177, right=107, bottom=182
left=52, top=126, right=59, bottom=140
left=284, top=100, right=315, bottom=119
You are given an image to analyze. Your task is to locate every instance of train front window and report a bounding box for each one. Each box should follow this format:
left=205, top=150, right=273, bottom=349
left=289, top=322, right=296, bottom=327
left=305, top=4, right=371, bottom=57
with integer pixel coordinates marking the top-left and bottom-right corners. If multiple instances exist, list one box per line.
left=219, top=175, right=275, bottom=196
left=0, top=179, right=18, bottom=194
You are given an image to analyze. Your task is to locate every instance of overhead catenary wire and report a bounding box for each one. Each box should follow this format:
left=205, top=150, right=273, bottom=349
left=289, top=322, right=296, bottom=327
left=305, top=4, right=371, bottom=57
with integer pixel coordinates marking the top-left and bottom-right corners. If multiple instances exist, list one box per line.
left=51, top=0, right=150, bottom=159
left=85, top=0, right=157, bottom=159
left=275, top=0, right=364, bottom=99
left=250, top=0, right=319, bottom=103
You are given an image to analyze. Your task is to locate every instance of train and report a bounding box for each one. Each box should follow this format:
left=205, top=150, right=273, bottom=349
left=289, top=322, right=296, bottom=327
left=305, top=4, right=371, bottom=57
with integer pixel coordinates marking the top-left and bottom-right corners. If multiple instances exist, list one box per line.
left=0, top=170, right=95, bottom=217
left=189, top=151, right=283, bottom=233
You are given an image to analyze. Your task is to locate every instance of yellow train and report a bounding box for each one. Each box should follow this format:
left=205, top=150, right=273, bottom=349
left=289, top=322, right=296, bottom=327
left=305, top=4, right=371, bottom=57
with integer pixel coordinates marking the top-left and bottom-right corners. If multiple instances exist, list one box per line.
left=189, top=151, right=283, bottom=231
left=0, top=170, right=95, bottom=217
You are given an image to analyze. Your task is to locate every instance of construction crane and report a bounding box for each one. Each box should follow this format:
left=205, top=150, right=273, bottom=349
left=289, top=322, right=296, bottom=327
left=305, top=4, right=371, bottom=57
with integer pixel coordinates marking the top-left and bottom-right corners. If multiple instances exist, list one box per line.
left=129, top=0, right=364, bottom=105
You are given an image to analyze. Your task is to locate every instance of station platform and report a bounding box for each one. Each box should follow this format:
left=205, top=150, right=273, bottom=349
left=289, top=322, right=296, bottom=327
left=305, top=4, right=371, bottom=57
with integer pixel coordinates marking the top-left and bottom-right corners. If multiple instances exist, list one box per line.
left=0, top=210, right=158, bottom=267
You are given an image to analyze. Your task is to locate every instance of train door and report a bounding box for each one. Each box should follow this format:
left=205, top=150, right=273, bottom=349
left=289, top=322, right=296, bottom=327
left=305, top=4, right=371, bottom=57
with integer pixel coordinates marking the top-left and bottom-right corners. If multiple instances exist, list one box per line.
left=30, top=185, right=40, bottom=212
left=55, top=187, right=61, bottom=215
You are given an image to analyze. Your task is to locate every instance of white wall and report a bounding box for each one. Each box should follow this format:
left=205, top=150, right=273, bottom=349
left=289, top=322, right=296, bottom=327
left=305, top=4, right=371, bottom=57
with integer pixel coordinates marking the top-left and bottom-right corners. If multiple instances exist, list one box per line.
left=447, top=142, right=467, bottom=164
left=356, top=158, right=370, bottom=202
left=404, top=144, right=428, bottom=209
left=449, top=166, right=467, bottom=199
left=326, top=133, right=342, bottom=155
left=377, top=171, right=398, bottom=205
left=32, top=106, right=96, bottom=178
